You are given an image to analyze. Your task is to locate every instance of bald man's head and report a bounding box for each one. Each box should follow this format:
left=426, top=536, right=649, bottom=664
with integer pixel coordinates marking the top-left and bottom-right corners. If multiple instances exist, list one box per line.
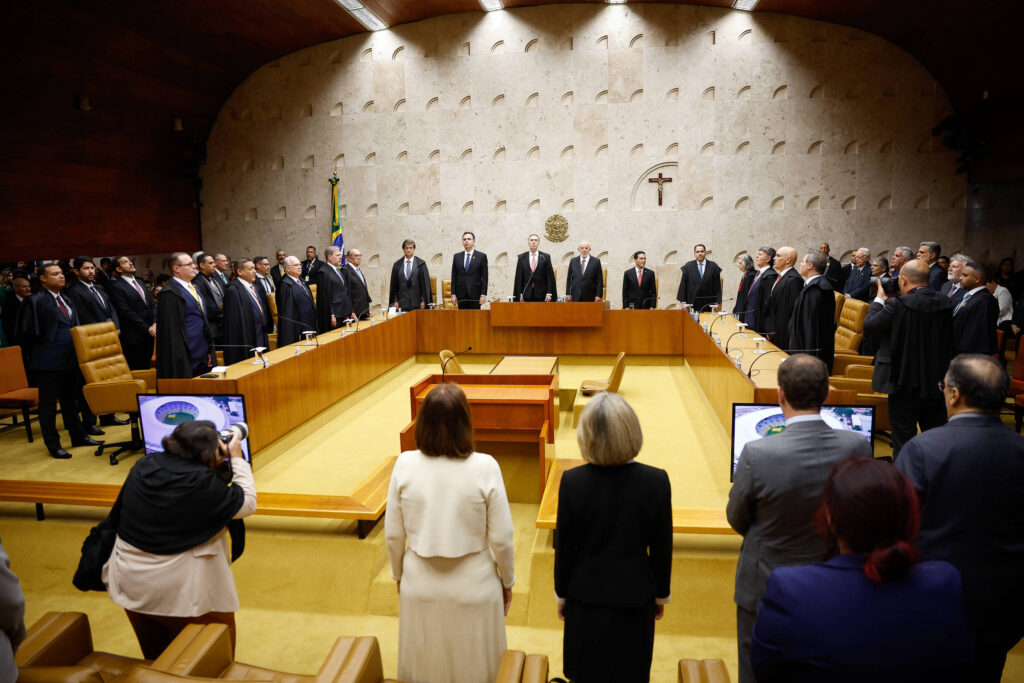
left=774, top=247, right=797, bottom=270
left=900, top=259, right=931, bottom=287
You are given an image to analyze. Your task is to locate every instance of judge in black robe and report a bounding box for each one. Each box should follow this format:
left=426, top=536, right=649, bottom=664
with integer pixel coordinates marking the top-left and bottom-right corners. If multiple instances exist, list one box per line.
left=389, top=242, right=433, bottom=310
left=787, top=254, right=836, bottom=373
left=733, top=260, right=757, bottom=318
left=764, top=248, right=803, bottom=350
left=221, top=263, right=269, bottom=366
left=156, top=276, right=213, bottom=380
left=316, top=248, right=354, bottom=332
left=275, top=266, right=317, bottom=346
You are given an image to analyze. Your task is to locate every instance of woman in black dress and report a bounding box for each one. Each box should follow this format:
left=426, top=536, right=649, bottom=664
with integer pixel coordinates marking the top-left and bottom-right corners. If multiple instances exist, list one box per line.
left=734, top=254, right=756, bottom=318
left=555, top=392, right=673, bottom=682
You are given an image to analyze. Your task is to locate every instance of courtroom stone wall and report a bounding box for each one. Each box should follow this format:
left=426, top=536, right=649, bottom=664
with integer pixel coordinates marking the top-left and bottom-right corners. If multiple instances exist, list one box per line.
left=200, top=3, right=966, bottom=307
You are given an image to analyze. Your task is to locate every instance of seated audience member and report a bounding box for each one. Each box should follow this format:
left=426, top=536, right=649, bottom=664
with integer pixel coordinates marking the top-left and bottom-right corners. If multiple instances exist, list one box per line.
left=952, top=261, right=999, bottom=356
left=751, top=457, right=973, bottom=682
left=728, top=354, right=872, bottom=683
left=897, top=354, right=1024, bottom=682
left=385, top=383, right=514, bottom=683
left=104, top=421, right=255, bottom=659
left=556, top=392, right=672, bottom=683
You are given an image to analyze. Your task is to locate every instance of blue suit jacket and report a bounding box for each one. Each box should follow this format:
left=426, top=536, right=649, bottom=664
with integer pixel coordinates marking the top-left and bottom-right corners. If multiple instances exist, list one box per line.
left=751, top=554, right=972, bottom=682
left=842, top=263, right=872, bottom=301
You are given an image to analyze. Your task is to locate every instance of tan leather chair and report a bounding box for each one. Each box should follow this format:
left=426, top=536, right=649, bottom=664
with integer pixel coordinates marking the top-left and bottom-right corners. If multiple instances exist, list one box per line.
left=678, top=658, right=731, bottom=683
left=494, top=650, right=548, bottom=683
left=429, top=276, right=437, bottom=307
left=310, top=283, right=318, bottom=306
left=0, top=345, right=38, bottom=442
left=553, top=267, right=608, bottom=301
left=71, top=321, right=155, bottom=465
left=439, top=349, right=465, bottom=374
left=580, top=352, right=626, bottom=396
left=265, top=293, right=278, bottom=349
left=834, top=298, right=869, bottom=356
left=131, top=623, right=400, bottom=683
left=441, top=279, right=455, bottom=310
left=15, top=611, right=150, bottom=682
left=833, top=291, right=845, bottom=326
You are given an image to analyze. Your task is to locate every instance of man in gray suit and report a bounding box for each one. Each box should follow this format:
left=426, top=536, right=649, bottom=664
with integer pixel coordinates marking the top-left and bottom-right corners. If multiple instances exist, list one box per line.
left=727, top=354, right=873, bottom=683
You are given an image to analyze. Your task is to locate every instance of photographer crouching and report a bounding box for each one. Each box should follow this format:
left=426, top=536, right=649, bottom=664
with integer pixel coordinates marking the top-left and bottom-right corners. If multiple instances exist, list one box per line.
left=103, top=420, right=256, bottom=658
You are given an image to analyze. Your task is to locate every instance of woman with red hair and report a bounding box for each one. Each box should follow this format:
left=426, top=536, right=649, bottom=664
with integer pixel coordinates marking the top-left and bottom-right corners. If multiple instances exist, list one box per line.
left=750, top=457, right=973, bottom=682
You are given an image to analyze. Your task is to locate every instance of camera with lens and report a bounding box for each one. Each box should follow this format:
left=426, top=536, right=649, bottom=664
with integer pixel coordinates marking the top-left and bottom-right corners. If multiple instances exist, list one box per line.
left=216, top=422, right=248, bottom=481
left=870, top=275, right=898, bottom=295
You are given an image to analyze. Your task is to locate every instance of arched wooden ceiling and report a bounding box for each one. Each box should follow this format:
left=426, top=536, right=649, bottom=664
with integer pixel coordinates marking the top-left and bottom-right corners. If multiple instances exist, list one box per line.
left=1, top=0, right=1020, bottom=260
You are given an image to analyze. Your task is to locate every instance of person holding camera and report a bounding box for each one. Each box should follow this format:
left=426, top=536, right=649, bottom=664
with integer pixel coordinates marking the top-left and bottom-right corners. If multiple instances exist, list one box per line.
left=863, top=259, right=955, bottom=459
left=103, top=420, right=256, bottom=658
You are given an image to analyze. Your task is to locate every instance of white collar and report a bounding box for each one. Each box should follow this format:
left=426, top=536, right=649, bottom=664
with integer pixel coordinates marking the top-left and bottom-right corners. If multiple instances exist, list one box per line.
left=172, top=276, right=193, bottom=290
left=289, top=274, right=304, bottom=284
left=463, top=250, right=475, bottom=257
left=805, top=274, right=822, bottom=285
left=778, top=266, right=793, bottom=277
left=966, top=285, right=986, bottom=296
left=758, top=265, right=769, bottom=273
left=785, top=414, right=823, bottom=426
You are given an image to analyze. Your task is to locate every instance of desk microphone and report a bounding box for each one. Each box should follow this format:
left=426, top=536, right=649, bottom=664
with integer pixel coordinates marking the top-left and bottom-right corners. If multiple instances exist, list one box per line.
left=275, top=314, right=317, bottom=342
left=707, top=311, right=734, bottom=336
left=746, top=348, right=820, bottom=378
left=636, top=297, right=658, bottom=309
left=442, top=345, right=472, bottom=382
left=699, top=297, right=734, bottom=314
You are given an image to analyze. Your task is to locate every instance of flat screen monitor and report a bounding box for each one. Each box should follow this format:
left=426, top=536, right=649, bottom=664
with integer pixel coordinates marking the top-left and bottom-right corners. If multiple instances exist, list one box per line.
left=730, top=403, right=874, bottom=481
left=137, top=394, right=251, bottom=463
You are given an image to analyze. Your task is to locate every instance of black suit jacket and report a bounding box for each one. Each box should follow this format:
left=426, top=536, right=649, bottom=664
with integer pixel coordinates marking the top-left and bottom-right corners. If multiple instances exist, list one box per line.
left=823, top=256, right=843, bottom=290
left=555, top=462, right=672, bottom=607
left=622, top=267, right=657, bottom=309
left=315, top=264, right=353, bottom=331
left=787, top=277, right=836, bottom=372
left=751, top=267, right=779, bottom=331
left=952, top=288, right=999, bottom=355
left=221, top=279, right=269, bottom=365
left=512, top=251, right=556, bottom=302
left=565, top=256, right=602, bottom=302
left=450, top=251, right=488, bottom=304
left=676, top=259, right=722, bottom=308
left=939, top=281, right=967, bottom=304
left=344, top=264, right=373, bottom=318
left=842, top=263, right=872, bottom=301
left=270, top=263, right=287, bottom=289
left=929, top=262, right=946, bottom=290
left=766, top=268, right=804, bottom=349
left=301, top=258, right=324, bottom=282
left=275, top=276, right=317, bottom=346
left=389, top=256, right=432, bottom=310
left=897, top=414, right=1024, bottom=648
left=192, top=274, right=225, bottom=338
left=16, top=290, right=80, bottom=372
left=107, top=277, right=156, bottom=346
left=1, top=295, right=26, bottom=347
left=65, top=282, right=119, bottom=328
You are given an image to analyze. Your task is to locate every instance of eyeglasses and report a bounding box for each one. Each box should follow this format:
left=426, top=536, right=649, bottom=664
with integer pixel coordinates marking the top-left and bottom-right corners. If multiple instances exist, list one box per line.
left=937, top=380, right=953, bottom=392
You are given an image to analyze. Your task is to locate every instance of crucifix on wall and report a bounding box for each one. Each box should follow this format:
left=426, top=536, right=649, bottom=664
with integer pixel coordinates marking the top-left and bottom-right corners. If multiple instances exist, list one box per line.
left=648, top=172, right=672, bottom=206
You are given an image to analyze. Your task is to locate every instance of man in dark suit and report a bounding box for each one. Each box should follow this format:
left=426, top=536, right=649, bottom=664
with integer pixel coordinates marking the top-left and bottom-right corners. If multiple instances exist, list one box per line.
left=745, top=247, right=777, bottom=330
left=564, top=240, right=602, bottom=303
left=676, top=243, right=722, bottom=310
left=939, top=254, right=968, bottom=304
left=16, top=264, right=102, bottom=458
left=622, top=250, right=657, bottom=309
left=344, top=248, right=373, bottom=319
left=512, top=234, right=556, bottom=303
left=765, top=247, right=803, bottom=350
left=897, top=354, right=1024, bottom=682
left=300, top=245, right=323, bottom=283
left=819, top=241, right=843, bottom=291
left=788, top=251, right=836, bottom=372
left=316, top=245, right=354, bottom=331
left=389, top=239, right=433, bottom=310
left=193, top=253, right=225, bottom=353
left=107, top=255, right=156, bottom=371
left=275, top=255, right=317, bottom=346
left=889, top=245, right=913, bottom=279
left=253, top=255, right=275, bottom=294
left=842, top=248, right=872, bottom=301
left=2, top=276, right=31, bottom=349
left=864, top=259, right=955, bottom=457
left=450, top=232, right=489, bottom=309
left=953, top=260, right=999, bottom=356
left=727, top=354, right=872, bottom=683
left=156, top=253, right=213, bottom=379
left=917, top=241, right=945, bottom=290
left=221, top=258, right=270, bottom=365
left=213, top=253, right=231, bottom=286
left=95, top=257, right=114, bottom=291
left=270, top=249, right=287, bottom=289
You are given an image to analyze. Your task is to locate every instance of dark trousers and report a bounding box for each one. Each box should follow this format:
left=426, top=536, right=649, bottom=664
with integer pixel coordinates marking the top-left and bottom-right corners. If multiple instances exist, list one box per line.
left=123, top=337, right=154, bottom=371
left=888, top=393, right=947, bottom=459
left=736, top=604, right=757, bottom=683
left=34, top=369, right=86, bottom=451
left=457, top=300, right=481, bottom=310
left=125, top=609, right=235, bottom=660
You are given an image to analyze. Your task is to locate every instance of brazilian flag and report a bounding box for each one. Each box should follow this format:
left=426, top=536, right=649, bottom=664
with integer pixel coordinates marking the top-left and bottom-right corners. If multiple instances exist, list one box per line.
left=329, top=174, right=344, bottom=264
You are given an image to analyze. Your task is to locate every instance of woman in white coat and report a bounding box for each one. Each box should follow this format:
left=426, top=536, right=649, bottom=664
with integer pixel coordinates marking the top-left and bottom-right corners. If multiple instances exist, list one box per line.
left=386, top=383, right=515, bottom=683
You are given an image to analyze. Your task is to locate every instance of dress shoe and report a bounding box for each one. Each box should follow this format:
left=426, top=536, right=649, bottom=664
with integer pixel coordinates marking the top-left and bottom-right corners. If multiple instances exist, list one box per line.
left=49, top=448, right=72, bottom=459
left=100, top=416, right=129, bottom=426
left=85, top=425, right=106, bottom=436
left=70, top=436, right=104, bottom=447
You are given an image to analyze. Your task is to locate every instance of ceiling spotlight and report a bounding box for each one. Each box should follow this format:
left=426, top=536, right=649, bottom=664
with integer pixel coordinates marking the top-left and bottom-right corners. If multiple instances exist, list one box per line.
left=479, top=0, right=503, bottom=10
left=334, top=0, right=388, bottom=31
left=732, top=0, right=760, bottom=10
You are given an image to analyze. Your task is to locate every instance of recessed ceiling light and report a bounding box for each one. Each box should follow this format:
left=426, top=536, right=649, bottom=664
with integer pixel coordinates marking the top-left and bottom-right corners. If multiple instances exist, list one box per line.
left=607, top=0, right=627, bottom=4
left=732, top=0, right=759, bottom=10
left=480, top=0, right=504, bottom=11
left=334, top=0, right=388, bottom=31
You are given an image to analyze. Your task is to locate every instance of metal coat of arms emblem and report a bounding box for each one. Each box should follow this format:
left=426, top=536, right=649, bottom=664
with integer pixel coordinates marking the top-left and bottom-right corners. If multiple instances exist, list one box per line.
left=544, top=214, right=568, bottom=243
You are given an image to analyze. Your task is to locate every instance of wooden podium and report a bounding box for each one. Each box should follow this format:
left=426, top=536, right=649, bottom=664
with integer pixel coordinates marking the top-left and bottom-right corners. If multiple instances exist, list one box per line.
left=490, top=301, right=602, bottom=327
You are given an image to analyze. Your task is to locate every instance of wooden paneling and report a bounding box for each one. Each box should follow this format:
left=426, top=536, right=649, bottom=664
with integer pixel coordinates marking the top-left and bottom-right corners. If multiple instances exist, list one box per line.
left=490, top=302, right=602, bottom=327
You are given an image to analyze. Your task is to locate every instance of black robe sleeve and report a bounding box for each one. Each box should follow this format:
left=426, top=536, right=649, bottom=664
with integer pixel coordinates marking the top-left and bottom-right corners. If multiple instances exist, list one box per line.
left=222, top=281, right=256, bottom=366
left=155, top=289, right=193, bottom=379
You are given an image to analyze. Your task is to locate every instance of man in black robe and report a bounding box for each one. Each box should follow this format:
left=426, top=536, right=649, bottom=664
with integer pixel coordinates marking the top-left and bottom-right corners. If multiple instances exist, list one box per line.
left=222, top=259, right=270, bottom=365
left=863, top=259, right=955, bottom=458
left=275, top=255, right=316, bottom=346
left=156, top=253, right=212, bottom=379
left=764, top=247, right=803, bottom=350
left=788, top=251, right=836, bottom=373
left=746, top=247, right=777, bottom=330
left=193, top=253, right=225, bottom=353
left=344, top=248, right=373, bottom=319
left=389, top=239, right=433, bottom=310
left=316, top=245, right=354, bottom=332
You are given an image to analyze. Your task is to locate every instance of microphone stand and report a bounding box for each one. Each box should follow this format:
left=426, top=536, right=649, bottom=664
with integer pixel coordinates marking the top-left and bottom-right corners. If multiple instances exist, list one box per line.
left=746, top=348, right=821, bottom=378
left=708, top=311, right=731, bottom=336
left=442, top=345, right=473, bottom=383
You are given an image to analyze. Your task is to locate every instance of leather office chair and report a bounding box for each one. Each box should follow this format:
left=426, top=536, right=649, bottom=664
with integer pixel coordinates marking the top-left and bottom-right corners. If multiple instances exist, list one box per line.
left=834, top=298, right=869, bottom=357
left=439, top=349, right=465, bottom=374
left=15, top=611, right=151, bottom=682
left=0, top=345, right=38, bottom=442
left=580, top=352, right=626, bottom=396
left=833, top=291, right=844, bottom=326
left=441, top=279, right=456, bottom=310
left=310, top=283, right=318, bottom=306
left=494, top=650, right=548, bottom=683
left=429, top=275, right=437, bottom=307
left=678, top=658, right=731, bottom=683
left=265, top=293, right=278, bottom=349
left=71, top=321, right=155, bottom=465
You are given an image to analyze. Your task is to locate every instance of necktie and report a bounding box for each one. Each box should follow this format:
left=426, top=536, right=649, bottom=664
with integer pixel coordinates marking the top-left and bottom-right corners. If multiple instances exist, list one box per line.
left=355, top=267, right=365, bottom=286
left=954, top=292, right=970, bottom=315
left=89, top=285, right=107, bottom=310
left=56, top=295, right=71, bottom=321
left=185, top=282, right=204, bottom=311
left=699, top=262, right=704, bottom=278
left=130, top=278, right=146, bottom=302
left=948, top=284, right=959, bottom=298
left=529, top=253, right=536, bottom=273
left=637, top=269, right=642, bottom=286
left=247, top=283, right=263, bottom=312
left=464, top=253, right=470, bottom=271
left=581, top=257, right=587, bottom=274
left=405, top=260, right=411, bottom=279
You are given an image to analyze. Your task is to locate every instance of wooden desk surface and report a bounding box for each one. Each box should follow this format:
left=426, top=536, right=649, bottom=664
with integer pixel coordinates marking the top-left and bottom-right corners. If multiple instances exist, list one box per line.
left=491, top=356, right=559, bottom=375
